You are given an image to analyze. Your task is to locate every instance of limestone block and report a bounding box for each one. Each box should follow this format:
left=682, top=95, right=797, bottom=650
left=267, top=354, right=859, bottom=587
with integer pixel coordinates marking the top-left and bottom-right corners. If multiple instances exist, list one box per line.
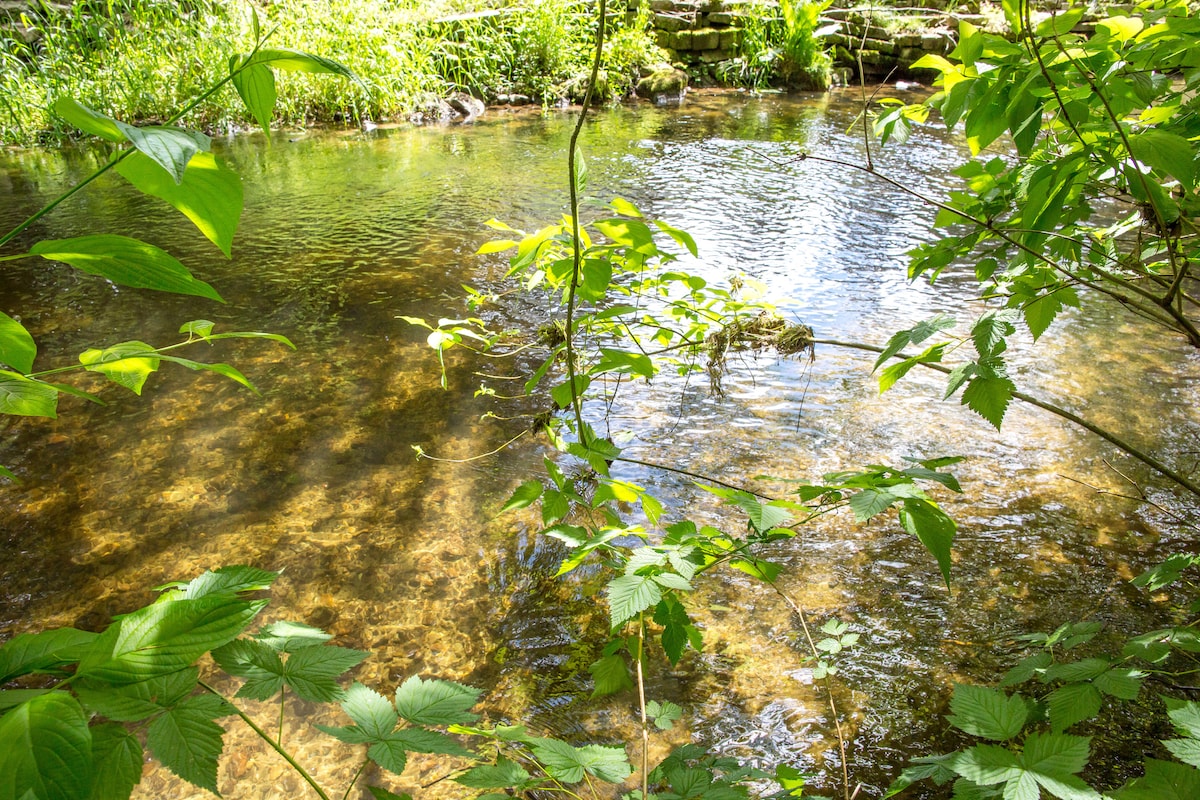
left=654, top=12, right=694, bottom=31
left=671, top=30, right=695, bottom=49
left=719, top=28, right=743, bottom=49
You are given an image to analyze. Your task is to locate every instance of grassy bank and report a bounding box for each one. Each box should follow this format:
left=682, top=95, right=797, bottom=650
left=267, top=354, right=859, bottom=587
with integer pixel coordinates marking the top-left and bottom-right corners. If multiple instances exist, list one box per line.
left=0, top=0, right=672, bottom=145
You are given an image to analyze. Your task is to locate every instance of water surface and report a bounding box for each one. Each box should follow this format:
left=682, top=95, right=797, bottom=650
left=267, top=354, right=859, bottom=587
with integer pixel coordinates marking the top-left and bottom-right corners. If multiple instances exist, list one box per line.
left=1, top=90, right=1197, bottom=798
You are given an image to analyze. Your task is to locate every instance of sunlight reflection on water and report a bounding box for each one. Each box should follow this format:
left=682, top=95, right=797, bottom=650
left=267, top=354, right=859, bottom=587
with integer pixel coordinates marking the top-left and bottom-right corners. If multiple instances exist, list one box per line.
left=1, top=90, right=1197, bottom=798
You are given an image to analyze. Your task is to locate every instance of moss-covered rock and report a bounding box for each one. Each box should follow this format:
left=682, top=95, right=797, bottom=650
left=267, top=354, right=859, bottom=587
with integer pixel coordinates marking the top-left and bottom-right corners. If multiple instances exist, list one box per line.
left=635, top=66, right=689, bottom=104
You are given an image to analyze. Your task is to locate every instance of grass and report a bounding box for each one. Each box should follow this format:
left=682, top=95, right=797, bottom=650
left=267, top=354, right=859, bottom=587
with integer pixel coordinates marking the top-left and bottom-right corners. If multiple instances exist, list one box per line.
left=0, top=0, right=668, bottom=145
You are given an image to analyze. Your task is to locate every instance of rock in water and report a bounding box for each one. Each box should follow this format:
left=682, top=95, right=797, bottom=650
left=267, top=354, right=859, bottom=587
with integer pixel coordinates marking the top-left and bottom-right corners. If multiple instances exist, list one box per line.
left=447, top=92, right=485, bottom=123
left=636, top=67, right=688, bottom=105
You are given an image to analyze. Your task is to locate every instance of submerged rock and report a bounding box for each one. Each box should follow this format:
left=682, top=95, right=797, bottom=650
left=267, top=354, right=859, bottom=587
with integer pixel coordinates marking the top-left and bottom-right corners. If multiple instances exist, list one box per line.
left=636, top=66, right=689, bottom=105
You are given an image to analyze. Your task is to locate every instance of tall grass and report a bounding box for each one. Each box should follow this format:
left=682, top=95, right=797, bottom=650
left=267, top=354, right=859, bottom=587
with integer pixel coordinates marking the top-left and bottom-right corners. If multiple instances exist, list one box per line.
left=0, top=0, right=667, bottom=146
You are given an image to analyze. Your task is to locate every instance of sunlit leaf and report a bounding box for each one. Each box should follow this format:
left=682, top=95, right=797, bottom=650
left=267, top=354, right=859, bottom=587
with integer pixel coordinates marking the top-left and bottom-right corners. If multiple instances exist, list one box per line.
left=0, top=628, right=96, bottom=683
left=1113, top=759, right=1200, bottom=799
left=607, top=574, right=662, bottom=628
left=31, top=235, right=222, bottom=302
left=0, top=311, right=36, bottom=373
left=0, top=692, right=92, bottom=800
left=115, top=151, right=243, bottom=257
left=254, top=620, right=332, bottom=652
left=283, top=645, right=367, bottom=702
left=79, top=341, right=160, bottom=395
left=248, top=47, right=356, bottom=77
left=342, top=683, right=399, bottom=740
left=947, top=684, right=1028, bottom=741
left=52, top=97, right=125, bottom=142
left=393, top=676, right=481, bottom=727
left=183, top=566, right=279, bottom=599
left=0, top=370, right=58, bottom=417
left=456, top=757, right=532, bottom=789
left=115, top=123, right=210, bottom=184
left=231, top=59, right=277, bottom=136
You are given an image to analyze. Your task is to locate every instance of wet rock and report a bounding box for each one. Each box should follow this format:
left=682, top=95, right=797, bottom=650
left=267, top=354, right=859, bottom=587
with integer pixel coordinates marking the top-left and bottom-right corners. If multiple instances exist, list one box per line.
left=447, top=91, right=485, bottom=123
left=636, top=66, right=689, bottom=104
left=409, top=94, right=456, bottom=125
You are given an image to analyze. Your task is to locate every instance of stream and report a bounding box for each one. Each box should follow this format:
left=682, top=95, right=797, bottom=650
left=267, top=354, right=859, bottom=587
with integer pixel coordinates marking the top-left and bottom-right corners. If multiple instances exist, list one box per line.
left=1, top=90, right=1198, bottom=798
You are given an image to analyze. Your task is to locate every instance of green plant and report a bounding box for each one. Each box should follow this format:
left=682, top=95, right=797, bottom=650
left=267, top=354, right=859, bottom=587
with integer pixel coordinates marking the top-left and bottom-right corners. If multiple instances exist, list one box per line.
left=0, top=26, right=354, bottom=480
left=776, top=0, right=834, bottom=90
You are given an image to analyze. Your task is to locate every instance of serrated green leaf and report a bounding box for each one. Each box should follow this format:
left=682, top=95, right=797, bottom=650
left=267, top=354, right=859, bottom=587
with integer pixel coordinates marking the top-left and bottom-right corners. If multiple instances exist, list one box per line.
left=182, top=566, right=278, bottom=597
left=1114, top=759, right=1200, bottom=799
left=948, top=685, right=1028, bottom=741
left=0, top=692, right=93, bottom=800
left=75, top=668, right=198, bottom=721
left=1047, top=683, right=1102, bottom=731
left=383, top=728, right=473, bottom=758
left=651, top=572, right=692, bottom=592
left=608, top=575, right=663, bottom=628
left=0, top=311, right=36, bottom=373
left=0, top=628, right=96, bottom=683
left=393, top=676, right=480, bottom=727
left=145, top=694, right=228, bottom=793
left=728, top=558, right=782, bottom=583
left=254, top=620, right=332, bottom=652
left=848, top=487, right=897, bottom=522
left=1166, top=698, right=1200, bottom=738
left=368, top=738, right=409, bottom=775
left=89, top=723, right=142, bottom=800
left=900, top=499, right=956, bottom=588
left=1164, top=737, right=1200, bottom=768
left=576, top=744, right=633, bottom=783
left=1043, top=659, right=1110, bottom=684
left=589, top=654, right=633, bottom=698
left=531, top=738, right=586, bottom=782
left=501, top=480, right=543, bottom=513
left=339, top=683, right=398, bottom=740
left=1093, top=668, right=1143, bottom=700
left=456, top=757, right=532, bottom=789
left=961, top=376, right=1015, bottom=430
left=78, top=595, right=265, bottom=684
left=31, top=236, right=223, bottom=302
left=647, top=700, right=683, bottom=730
left=948, top=743, right=1022, bottom=785
left=0, top=370, right=58, bottom=417
left=1129, top=130, right=1196, bottom=190
left=115, top=151, right=243, bottom=257
left=282, top=645, right=367, bottom=702
left=211, top=639, right=284, bottom=700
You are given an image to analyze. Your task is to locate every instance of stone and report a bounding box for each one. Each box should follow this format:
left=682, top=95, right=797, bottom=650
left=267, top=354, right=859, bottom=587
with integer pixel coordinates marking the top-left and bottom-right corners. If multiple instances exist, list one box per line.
left=636, top=66, right=689, bottom=104
left=690, top=27, right=720, bottom=50
left=447, top=92, right=485, bottom=122
left=719, top=29, right=742, bottom=49
left=671, top=30, right=695, bottom=50
left=654, top=12, right=694, bottom=31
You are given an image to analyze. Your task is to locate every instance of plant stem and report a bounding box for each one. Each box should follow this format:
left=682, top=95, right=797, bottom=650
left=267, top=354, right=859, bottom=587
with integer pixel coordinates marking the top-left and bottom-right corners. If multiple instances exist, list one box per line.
left=199, top=680, right=332, bottom=800
left=635, top=615, right=650, bottom=800
left=564, top=0, right=607, bottom=450
left=813, top=336, right=1200, bottom=499
left=340, top=760, right=369, bottom=800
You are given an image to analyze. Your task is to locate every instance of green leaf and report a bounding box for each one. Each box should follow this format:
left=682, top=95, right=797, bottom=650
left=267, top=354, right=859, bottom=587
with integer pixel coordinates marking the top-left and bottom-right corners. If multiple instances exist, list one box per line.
left=0, top=371, right=58, bottom=417
left=456, top=757, right=532, bottom=789
left=874, top=314, right=956, bottom=370
left=211, top=639, right=285, bottom=700
left=89, top=723, right=142, bottom=800
left=947, top=684, right=1028, bottom=741
left=576, top=744, right=632, bottom=783
left=647, top=699, right=683, bottom=730
left=0, top=692, right=93, bottom=800
left=341, top=683, right=398, bottom=740
left=1043, top=659, right=1110, bottom=683
left=1133, top=555, right=1200, bottom=591
left=74, top=667, right=198, bottom=721
left=729, top=558, right=782, bottom=583
left=53, top=98, right=125, bottom=142
left=531, top=738, right=587, bottom=782
left=1167, top=698, right=1200, bottom=739
left=608, top=575, right=663, bottom=628
left=589, top=654, right=633, bottom=698
left=147, top=695, right=227, bottom=793
left=254, top=620, right=332, bottom=652
left=249, top=47, right=356, bottom=77
left=30, top=236, right=223, bottom=302
left=900, top=499, right=956, bottom=588
left=366, top=788, right=411, bottom=800
left=1129, top=130, right=1196, bottom=190
left=961, top=376, right=1015, bottom=430
left=848, top=487, right=897, bottom=522
left=115, top=151, right=243, bottom=257
left=367, top=738, right=409, bottom=775
left=183, top=566, right=278, bottom=599
left=501, top=480, right=543, bottom=513
left=1093, top=667, right=1143, bottom=700
left=948, top=744, right=1022, bottom=785
left=1047, top=683, right=1102, bottom=731
left=383, top=728, right=473, bottom=758
left=79, top=341, right=159, bottom=395
left=115, top=123, right=210, bottom=184
left=393, top=676, right=481, bottom=727
left=1021, top=288, right=1077, bottom=341
left=0, top=311, right=36, bottom=373
left=231, top=59, right=277, bottom=136
left=1114, top=759, right=1200, bottom=799
left=1034, top=7, right=1084, bottom=37
left=0, top=628, right=96, bottom=683
left=283, top=645, right=367, bottom=702
left=78, top=595, right=266, bottom=684
left=1164, top=737, right=1200, bottom=768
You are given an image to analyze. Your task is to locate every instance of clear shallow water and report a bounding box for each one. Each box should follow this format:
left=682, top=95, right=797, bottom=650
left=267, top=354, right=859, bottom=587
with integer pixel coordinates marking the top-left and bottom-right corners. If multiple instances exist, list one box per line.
left=1, top=91, right=1198, bottom=798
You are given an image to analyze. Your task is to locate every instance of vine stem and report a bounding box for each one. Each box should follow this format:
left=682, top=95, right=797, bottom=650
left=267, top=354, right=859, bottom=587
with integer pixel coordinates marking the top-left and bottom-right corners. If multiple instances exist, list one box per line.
left=564, top=0, right=607, bottom=450
left=198, top=680, right=333, bottom=800
left=767, top=585, right=854, bottom=800
left=812, top=336, right=1200, bottom=499
left=635, top=614, right=650, bottom=800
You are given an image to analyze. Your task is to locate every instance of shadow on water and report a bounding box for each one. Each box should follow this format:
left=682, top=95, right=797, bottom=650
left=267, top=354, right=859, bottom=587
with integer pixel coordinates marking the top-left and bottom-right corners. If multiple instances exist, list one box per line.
left=2, top=91, right=1199, bottom=797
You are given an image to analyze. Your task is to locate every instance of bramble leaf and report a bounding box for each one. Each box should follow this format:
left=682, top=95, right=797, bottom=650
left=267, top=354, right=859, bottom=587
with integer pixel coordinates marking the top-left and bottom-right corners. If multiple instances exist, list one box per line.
left=145, top=694, right=229, bottom=793
left=608, top=575, right=663, bottom=628
left=947, top=684, right=1028, bottom=741
left=0, top=628, right=96, bottom=683
left=89, top=723, right=142, bottom=800
left=0, top=692, right=92, bottom=800
left=283, top=645, right=367, bottom=702
left=393, top=676, right=480, bottom=727
left=456, top=757, right=532, bottom=789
